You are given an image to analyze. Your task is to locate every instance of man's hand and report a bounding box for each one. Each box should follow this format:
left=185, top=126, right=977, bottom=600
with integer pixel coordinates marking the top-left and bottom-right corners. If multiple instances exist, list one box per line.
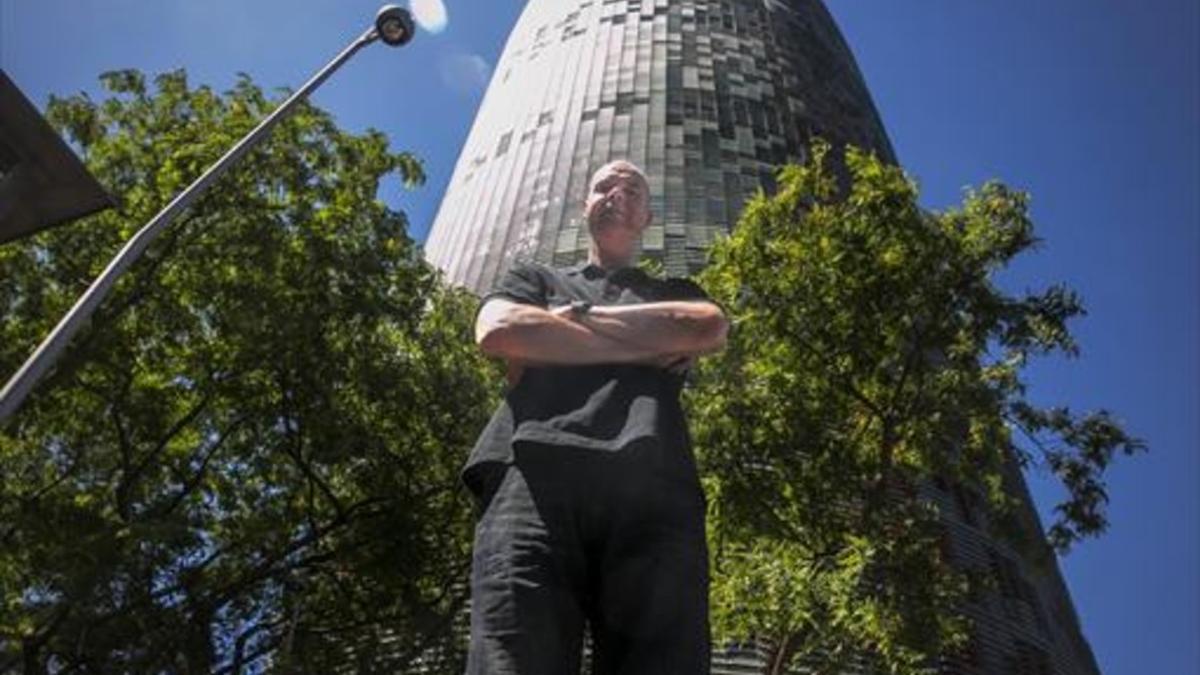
left=641, top=351, right=695, bottom=373
left=504, top=359, right=526, bottom=388
left=548, top=303, right=577, bottom=320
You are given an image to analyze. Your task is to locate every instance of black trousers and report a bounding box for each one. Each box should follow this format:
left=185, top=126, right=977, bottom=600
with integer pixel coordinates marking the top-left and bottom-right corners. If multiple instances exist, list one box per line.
left=465, top=439, right=711, bottom=674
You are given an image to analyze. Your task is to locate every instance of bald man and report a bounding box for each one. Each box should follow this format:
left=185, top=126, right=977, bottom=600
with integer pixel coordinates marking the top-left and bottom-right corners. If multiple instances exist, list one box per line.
left=464, top=160, right=729, bottom=674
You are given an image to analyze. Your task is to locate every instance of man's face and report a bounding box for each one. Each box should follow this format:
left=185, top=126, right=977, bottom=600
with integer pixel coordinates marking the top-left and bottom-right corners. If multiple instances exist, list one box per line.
left=583, top=162, right=652, bottom=262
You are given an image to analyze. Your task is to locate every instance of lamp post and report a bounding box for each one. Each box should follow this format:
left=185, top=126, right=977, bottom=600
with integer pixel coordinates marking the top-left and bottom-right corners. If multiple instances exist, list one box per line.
left=0, top=5, right=417, bottom=424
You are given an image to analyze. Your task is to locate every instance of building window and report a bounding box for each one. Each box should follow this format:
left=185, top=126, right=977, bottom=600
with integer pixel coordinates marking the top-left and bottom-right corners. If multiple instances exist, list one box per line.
left=616, top=93, right=634, bottom=115
left=1006, top=639, right=1055, bottom=675
left=989, top=549, right=1022, bottom=600
left=953, top=484, right=978, bottom=526
left=495, top=132, right=513, bottom=158
left=0, top=138, right=18, bottom=183
left=937, top=522, right=956, bottom=564
left=940, top=623, right=983, bottom=674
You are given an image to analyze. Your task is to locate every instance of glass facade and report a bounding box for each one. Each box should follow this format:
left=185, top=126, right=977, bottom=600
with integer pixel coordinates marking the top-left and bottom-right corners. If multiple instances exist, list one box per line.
left=424, top=0, right=895, bottom=290
left=426, top=2, right=1103, bottom=674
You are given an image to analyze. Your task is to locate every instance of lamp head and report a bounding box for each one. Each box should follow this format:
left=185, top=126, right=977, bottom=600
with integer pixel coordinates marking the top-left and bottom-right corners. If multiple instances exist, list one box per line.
left=375, top=5, right=415, bottom=46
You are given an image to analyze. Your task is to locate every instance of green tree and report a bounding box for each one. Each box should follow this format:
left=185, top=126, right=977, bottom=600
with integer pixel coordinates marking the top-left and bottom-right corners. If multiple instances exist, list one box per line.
left=689, top=140, right=1145, bottom=674
left=0, top=69, right=498, bottom=672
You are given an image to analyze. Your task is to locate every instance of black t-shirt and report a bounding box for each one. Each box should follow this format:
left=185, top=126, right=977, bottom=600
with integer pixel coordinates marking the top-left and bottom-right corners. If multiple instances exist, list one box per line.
left=462, top=259, right=723, bottom=507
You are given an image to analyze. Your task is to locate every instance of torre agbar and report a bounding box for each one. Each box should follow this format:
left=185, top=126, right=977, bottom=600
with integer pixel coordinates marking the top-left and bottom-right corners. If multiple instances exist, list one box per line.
left=423, top=1, right=1103, bottom=673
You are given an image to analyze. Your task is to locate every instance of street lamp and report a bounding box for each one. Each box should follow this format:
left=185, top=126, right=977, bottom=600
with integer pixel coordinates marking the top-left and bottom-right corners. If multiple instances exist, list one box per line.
left=0, top=5, right=417, bottom=424
left=376, top=4, right=416, bottom=46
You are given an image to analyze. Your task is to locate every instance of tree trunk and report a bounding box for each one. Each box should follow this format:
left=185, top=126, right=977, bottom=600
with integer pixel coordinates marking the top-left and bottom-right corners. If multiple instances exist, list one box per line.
left=22, top=638, right=47, bottom=675
left=767, top=631, right=797, bottom=675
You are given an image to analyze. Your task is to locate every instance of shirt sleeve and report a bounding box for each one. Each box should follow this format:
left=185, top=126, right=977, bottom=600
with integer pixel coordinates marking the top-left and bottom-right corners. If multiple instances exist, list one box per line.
left=479, top=261, right=548, bottom=308
left=664, top=277, right=726, bottom=313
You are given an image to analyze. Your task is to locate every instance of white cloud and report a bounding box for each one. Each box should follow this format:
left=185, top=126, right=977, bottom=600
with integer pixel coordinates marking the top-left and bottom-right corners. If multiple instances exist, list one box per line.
left=439, top=52, right=491, bottom=96
left=411, top=0, right=449, bottom=34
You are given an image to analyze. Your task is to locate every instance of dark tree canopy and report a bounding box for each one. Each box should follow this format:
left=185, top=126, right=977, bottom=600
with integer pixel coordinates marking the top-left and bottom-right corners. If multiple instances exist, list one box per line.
left=689, top=140, right=1145, bottom=674
left=0, top=69, right=499, bottom=673
left=0, top=69, right=1143, bottom=675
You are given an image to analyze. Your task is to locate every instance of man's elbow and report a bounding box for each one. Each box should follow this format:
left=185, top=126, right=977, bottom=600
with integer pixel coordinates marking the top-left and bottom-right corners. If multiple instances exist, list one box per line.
left=694, top=308, right=729, bottom=354
left=475, top=304, right=538, bottom=359
left=709, top=313, right=730, bottom=350
left=476, top=326, right=506, bottom=358
left=477, top=319, right=526, bottom=359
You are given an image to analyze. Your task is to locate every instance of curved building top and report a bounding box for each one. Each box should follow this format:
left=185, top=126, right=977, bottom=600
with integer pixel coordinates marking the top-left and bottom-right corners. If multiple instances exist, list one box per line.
left=425, top=0, right=895, bottom=291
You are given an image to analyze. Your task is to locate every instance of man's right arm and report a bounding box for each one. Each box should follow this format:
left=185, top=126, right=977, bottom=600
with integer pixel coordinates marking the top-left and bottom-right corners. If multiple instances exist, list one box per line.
left=475, top=298, right=671, bottom=365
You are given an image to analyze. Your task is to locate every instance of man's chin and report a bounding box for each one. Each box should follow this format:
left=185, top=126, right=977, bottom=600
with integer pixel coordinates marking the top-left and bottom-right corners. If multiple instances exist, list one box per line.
left=589, top=213, right=621, bottom=228
left=587, top=223, right=615, bottom=241
left=591, top=216, right=639, bottom=238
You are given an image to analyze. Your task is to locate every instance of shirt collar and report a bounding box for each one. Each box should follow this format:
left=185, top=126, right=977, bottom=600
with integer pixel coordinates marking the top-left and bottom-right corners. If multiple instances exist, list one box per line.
left=568, top=260, right=642, bottom=281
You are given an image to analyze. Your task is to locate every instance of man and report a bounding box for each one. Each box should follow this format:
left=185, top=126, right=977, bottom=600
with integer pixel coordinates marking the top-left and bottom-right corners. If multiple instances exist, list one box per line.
left=464, top=160, right=729, bottom=674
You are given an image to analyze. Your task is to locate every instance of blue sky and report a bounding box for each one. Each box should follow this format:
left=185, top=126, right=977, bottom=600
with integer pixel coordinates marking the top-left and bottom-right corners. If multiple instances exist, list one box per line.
left=2, top=1, right=1196, bottom=673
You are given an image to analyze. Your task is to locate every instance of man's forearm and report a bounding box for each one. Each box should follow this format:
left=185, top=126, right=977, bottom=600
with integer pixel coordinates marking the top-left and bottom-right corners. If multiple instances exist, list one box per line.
left=579, top=301, right=725, bottom=355
left=481, top=304, right=675, bottom=365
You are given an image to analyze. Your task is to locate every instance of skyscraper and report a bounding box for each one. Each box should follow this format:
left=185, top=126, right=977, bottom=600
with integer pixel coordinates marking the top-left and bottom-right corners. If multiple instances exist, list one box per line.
left=423, top=0, right=893, bottom=290
left=425, top=1, right=1102, bottom=673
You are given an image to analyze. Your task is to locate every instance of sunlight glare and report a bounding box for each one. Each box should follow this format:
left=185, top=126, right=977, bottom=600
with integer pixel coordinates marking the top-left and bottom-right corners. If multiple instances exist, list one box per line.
left=411, top=0, right=448, bottom=34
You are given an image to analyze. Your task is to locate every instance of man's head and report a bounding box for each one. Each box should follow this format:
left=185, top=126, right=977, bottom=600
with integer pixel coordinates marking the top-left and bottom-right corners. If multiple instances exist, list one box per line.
left=583, top=160, right=652, bottom=267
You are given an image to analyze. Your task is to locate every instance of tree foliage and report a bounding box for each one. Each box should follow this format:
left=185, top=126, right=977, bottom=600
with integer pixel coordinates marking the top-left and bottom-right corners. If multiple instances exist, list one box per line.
left=0, top=68, right=1146, bottom=674
left=689, top=140, right=1145, bottom=674
left=0, top=69, right=499, bottom=673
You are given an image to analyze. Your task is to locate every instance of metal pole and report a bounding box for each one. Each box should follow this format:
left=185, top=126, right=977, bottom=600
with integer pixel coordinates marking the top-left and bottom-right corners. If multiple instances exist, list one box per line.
left=0, top=10, right=409, bottom=424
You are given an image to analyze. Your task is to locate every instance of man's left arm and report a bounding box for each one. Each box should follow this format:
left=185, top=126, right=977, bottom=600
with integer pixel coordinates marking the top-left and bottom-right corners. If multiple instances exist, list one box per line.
left=577, top=300, right=728, bottom=358
left=578, top=274, right=728, bottom=362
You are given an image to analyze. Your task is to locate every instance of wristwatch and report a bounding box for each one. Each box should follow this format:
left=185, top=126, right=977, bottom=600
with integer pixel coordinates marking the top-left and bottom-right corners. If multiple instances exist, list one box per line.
left=569, top=299, right=593, bottom=317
